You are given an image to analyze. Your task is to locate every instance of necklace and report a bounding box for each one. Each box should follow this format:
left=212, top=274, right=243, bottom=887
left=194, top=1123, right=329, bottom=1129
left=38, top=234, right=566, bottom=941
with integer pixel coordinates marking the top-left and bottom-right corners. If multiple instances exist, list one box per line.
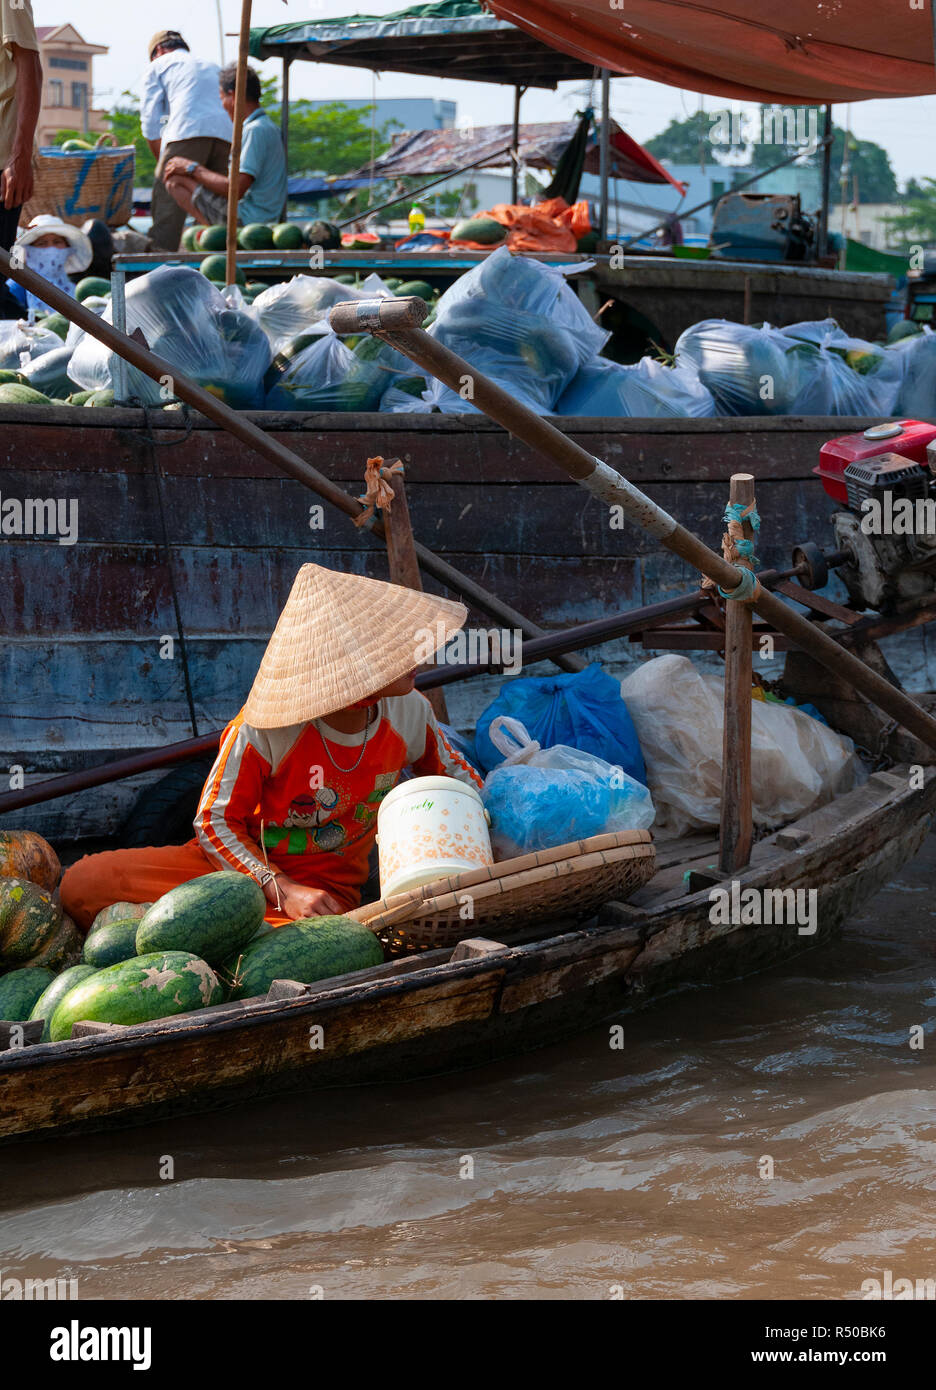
left=316, top=705, right=375, bottom=773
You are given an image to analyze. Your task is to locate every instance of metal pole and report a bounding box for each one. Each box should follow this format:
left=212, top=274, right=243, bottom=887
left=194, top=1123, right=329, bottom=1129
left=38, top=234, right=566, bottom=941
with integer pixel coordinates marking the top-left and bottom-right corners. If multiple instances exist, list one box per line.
left=109, top=266, right=128, bottom=403
left=226, top=0, right=253, bottom=288
left=599, top=69, right=610, bottom=239
left=511, top=84, right=521, bottom=204
left=816, top=103, right=832, bottom=260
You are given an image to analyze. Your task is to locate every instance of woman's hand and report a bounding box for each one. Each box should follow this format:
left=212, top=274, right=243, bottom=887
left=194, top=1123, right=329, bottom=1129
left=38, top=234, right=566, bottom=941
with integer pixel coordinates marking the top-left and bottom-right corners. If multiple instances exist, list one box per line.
left=263, top=874, right=342, bottom=919
left=1, top=151, right=34, bottom=209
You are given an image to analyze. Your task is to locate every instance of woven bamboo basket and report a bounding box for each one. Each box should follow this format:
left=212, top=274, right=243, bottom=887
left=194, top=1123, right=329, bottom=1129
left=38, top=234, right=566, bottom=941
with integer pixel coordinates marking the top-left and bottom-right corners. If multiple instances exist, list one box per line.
left=349, top=829, right=656, bottom=952
left=22, top=141, right=136, bottom=229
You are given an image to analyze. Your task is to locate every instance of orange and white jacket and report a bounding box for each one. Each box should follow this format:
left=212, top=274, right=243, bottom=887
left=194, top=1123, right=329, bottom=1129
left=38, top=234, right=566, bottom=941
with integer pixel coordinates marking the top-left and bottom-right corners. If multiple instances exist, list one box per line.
left=194, top=691, right=482, bottom=911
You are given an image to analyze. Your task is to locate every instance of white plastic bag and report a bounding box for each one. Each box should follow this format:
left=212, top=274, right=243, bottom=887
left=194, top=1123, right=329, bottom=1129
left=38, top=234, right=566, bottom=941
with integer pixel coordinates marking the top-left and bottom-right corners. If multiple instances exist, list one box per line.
left=481, top=715, right=655, bottom=858
left=250, top=272, right=393, bottom=354
left=619, top=655, right=866, bottom=839
left=0, top=319, right=61, bottom=369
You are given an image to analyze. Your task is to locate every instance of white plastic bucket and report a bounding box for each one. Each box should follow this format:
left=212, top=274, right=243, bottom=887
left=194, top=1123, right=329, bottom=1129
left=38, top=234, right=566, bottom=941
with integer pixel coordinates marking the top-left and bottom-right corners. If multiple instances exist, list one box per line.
left=377, top=774, right=493, bottom=898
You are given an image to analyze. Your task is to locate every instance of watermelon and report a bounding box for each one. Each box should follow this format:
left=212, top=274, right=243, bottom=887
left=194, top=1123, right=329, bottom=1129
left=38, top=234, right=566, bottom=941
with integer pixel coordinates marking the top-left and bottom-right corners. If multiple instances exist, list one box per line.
left=887, top=319, right=922, bottom=345
left=451, top=216, right=506, bottom=245
left=245, top=281, right=267, bottom=297
left=21, top=346, right=75, bottom=400
left=136, top=871, right=266, bottom=968
left=75, top=276, right=111, bottom=302
left=61, top=138, right=93, bottom=152
left=0, top=966, right=56, bottom=1021
left=0, top=383, right=54, bottom=405
left=0, top=368, right=26, bottom=386
left=341, top=231, right=380, bottom=250
left=302, top=220, right=340, bottom=250
left=29, top=964, right=97, bottom=1042
left=180, top=225, right=200, bottom=252
left=223, top=916, right=383, bottom=1001
left=37, top=312, right=70, bottom=341
left=92, top=901, right=152, bottom=931
left=0, top=878, right=61, bottom=965
left=198, top=224, right=227, bottom=251
left=68, top=389, right=95, bottom=406
left=84, top=389, right=115, bottom=407
left=200, top=253, right=245, bottom=286
left=334, top=273, right=357, bottom=285
left=83, top=918, right=140, bottom=968
left=271, top=223, right=304, bottom=250
left=395, top=280, right=434, bottom=302
left=29, top=912, right=83, bottom=971
left=239, top=223, right=274, bottom=250
left=49, top=950, right=223, bottom=1041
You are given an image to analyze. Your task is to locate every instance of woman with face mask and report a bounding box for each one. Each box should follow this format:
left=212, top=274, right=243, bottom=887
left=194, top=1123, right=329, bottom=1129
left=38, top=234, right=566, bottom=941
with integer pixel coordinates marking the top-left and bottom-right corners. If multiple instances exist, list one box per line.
left=5, top=213, right=93, bottom=317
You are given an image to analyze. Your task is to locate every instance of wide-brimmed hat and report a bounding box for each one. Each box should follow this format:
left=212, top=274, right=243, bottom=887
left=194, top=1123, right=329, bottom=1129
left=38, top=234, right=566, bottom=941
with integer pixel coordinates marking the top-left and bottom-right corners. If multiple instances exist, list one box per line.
left=243, top=564, right=466, bottom=728
left=16, top=215, right=92, bottom=274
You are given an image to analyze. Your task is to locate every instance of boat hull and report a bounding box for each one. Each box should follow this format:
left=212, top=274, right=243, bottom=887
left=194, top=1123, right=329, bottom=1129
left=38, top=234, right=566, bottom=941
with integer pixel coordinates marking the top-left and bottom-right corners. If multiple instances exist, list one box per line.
left=0, top=766, right=930, bottom=1146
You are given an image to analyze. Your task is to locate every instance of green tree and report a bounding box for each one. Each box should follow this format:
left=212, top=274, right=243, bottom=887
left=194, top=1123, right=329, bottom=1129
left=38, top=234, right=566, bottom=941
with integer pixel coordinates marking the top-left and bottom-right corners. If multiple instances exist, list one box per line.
left=882, top=179, right=936, bottom=247
left=645, top=108, right=899, bottom=204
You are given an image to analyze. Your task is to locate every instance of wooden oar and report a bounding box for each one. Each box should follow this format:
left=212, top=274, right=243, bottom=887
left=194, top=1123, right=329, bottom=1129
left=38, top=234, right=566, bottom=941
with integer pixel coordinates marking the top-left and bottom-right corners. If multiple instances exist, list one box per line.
left=0, top=247, right=581, bottom=674
left=225, top=0, right=253, bottom=290
left=328, top=294, right=936, bottom=755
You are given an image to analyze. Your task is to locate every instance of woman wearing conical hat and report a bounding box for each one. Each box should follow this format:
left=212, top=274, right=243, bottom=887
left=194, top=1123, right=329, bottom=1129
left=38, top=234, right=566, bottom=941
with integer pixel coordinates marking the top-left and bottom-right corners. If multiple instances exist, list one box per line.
left=61, top=565, right=482, bottom=929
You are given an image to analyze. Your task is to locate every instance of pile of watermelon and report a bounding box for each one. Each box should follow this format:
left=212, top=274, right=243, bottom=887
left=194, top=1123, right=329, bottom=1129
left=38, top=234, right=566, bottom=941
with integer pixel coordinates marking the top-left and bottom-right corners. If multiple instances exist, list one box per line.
left=0, top=840, right=384, bottom=1042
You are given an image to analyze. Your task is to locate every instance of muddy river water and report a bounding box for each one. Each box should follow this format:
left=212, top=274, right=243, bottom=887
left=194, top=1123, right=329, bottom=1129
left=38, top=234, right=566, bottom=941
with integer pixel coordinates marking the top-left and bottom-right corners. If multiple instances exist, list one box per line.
left=0, top=835, right=934, bottom=1301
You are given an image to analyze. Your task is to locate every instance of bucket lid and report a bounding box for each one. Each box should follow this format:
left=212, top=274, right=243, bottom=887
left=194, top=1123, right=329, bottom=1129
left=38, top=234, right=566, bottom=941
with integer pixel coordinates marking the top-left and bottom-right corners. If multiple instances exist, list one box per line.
left=379, top=774, right=484, bottom=815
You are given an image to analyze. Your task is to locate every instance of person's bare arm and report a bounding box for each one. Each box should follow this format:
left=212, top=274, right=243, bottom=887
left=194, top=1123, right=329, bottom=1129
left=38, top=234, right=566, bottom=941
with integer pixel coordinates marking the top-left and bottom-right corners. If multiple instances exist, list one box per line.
left=1, top=44, right=42, bottom=209
left=164, top=157, right=253, bottom=200
left=147, top=138, right=161, bottom=160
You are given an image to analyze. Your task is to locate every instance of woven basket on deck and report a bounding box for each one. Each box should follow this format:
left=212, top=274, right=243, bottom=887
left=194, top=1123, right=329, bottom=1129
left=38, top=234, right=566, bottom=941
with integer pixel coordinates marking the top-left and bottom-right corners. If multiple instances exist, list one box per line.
left=22, top=142, right=136, bottom=229
left=349, top=829, right=656, bottom=952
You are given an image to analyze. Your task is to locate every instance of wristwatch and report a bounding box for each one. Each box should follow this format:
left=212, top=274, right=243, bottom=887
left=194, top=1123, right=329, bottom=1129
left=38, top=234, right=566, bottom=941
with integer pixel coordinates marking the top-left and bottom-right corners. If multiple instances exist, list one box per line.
left=185, top=160, right=198, bottom=177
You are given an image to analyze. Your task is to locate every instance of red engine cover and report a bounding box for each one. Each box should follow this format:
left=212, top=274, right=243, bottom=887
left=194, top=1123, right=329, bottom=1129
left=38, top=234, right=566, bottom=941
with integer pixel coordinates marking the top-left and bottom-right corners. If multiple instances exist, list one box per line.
left=816, top=421, right=936, bottom=504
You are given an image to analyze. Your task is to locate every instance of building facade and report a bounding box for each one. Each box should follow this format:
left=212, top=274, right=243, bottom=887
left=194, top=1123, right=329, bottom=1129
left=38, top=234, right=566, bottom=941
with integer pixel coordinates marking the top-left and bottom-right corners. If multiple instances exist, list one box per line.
left=35, top=24, right=109, bottom=147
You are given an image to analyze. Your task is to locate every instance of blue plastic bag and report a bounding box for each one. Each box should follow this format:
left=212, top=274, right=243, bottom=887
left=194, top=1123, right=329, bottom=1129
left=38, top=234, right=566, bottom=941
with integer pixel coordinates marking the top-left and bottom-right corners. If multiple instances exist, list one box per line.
left=481, top=717, right=655, bottom=857
left=473, top=663, right=646, bottom=784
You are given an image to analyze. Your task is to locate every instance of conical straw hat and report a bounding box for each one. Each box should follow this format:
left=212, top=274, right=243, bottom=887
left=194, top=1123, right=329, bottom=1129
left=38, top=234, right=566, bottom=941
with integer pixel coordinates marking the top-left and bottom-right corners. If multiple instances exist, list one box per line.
left=244, top=564, right=467, bottom=728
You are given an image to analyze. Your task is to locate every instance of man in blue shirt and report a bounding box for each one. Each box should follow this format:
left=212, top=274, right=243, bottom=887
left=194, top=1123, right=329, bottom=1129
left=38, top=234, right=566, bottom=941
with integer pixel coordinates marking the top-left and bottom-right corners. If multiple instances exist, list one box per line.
left=163, top=64, right=288, bottom=233
left=142, top=30, right=232, bottom=251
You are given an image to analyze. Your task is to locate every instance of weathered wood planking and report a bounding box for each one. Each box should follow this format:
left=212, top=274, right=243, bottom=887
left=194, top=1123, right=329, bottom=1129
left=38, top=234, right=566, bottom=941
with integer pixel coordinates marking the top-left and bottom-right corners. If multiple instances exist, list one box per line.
left=0, top=767, right=930, bottom=1145
left=2, top=408, right=934, bottom=840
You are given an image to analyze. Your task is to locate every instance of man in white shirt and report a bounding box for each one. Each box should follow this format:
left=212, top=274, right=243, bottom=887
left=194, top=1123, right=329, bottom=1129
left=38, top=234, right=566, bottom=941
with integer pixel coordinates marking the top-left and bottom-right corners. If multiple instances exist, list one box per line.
left=142, top=30, right=232, bottom=251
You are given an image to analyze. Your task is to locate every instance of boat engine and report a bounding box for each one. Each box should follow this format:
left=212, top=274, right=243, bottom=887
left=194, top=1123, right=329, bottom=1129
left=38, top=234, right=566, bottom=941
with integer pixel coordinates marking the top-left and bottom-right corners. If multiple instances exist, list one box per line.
left=815, top=420, right=936, bottom=610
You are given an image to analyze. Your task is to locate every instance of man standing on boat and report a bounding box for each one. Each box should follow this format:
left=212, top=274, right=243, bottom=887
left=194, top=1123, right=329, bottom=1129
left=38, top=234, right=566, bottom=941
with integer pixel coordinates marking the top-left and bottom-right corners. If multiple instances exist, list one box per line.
left=0, top=0, right=40, bottom=317
left=142, top=30, right=232, bottom=251
left=161, top=64, right=288, bottom=230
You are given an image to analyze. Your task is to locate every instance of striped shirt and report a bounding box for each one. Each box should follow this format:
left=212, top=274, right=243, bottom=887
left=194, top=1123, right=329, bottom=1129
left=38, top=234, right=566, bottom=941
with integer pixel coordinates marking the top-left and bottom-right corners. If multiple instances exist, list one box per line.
left=194, top=691, right=482, bottom=911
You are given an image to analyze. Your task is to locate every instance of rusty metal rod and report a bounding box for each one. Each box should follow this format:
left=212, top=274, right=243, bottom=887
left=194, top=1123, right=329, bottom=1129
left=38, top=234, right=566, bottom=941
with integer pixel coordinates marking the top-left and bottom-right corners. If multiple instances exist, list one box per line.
left=328, top=295, right=936, bottom=754
left=0, top=247, right=581, bottom=674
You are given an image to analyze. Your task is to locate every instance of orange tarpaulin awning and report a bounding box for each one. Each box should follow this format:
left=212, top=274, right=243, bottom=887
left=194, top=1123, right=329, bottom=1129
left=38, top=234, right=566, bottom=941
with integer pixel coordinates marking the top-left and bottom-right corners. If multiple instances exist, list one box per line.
left=485, top=1, right=936, bottom=104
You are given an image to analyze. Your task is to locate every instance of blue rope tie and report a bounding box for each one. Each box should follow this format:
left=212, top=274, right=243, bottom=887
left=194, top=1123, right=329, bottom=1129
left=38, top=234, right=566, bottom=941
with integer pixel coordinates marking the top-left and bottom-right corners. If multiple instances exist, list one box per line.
left=718, top=566, right=760, bottom=603
left=724, top=501, right=761, bottom=532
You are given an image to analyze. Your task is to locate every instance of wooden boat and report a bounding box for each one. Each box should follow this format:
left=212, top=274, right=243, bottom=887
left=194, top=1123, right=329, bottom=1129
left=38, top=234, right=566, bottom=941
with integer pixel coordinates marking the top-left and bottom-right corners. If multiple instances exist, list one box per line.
left=3, top=404, right=934, bottom=842
left=1, top=760, right=931, bottom=1146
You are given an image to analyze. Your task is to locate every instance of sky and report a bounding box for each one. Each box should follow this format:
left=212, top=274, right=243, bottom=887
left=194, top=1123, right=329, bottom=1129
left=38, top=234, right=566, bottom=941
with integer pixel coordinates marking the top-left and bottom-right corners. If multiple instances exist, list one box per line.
left=35, top=0, right=936, bottom=190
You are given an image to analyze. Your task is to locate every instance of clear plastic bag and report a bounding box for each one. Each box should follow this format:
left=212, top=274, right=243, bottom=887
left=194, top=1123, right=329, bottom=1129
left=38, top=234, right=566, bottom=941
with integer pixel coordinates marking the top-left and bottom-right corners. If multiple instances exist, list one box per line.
left=67, top=265, right=271, bottom=409
left=0, top=319, right=62, bottom=369
left=556, top=355, right=716, bottom=418
left=890, top=326, right=936, bottom=415
left=250, top=272, right=393, bottom=355
left=473, top=662, right=645, bottom=784
left=265, top=329, right=398, bottom=412
left=427, top=246, right=609, bottom=414
left=64, top=295, right=108, bottom=350
left=481, top=715, right=655, bottom=858
left=676, top=317, right=903, bottom=417
left=619, top=655, right=866, bottom=839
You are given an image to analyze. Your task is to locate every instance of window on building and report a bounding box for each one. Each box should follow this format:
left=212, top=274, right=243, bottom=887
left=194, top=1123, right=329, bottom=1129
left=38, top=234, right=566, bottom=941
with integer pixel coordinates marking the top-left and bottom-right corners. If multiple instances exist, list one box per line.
left=49, top=80, right=63, bottom=107
left=72, top=82, right=87, bottom=110
left=48, top=57, right=88, bottom=71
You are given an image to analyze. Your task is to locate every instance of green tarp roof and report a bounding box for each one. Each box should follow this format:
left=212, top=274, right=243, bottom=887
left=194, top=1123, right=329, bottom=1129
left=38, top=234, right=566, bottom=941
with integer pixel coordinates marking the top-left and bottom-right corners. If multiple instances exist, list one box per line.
left=248, top=0, right=597, bottom=87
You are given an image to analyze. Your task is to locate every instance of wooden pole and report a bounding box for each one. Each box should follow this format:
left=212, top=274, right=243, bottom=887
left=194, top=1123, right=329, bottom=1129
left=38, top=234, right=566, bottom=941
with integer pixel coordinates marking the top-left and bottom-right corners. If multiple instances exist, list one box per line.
left=817, top=103, right=833, bottom=260
left=599, top=69, right=610, bottom=239
left=226, top=0, right=253, bottom=288
left=381, top=465, right=449, bottom=724
left=280, top=56, right=291, bottom=221
left=511, top=85, right=521, bottom=204
left=718, top=474, right=755, bottom=873
left=327, top=294, right=936, bottom=755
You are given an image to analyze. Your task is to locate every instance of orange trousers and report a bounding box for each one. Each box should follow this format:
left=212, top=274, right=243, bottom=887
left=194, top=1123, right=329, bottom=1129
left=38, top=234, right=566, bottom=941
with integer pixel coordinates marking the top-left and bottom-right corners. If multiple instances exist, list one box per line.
left=61, top=839, right=296, bottom=932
